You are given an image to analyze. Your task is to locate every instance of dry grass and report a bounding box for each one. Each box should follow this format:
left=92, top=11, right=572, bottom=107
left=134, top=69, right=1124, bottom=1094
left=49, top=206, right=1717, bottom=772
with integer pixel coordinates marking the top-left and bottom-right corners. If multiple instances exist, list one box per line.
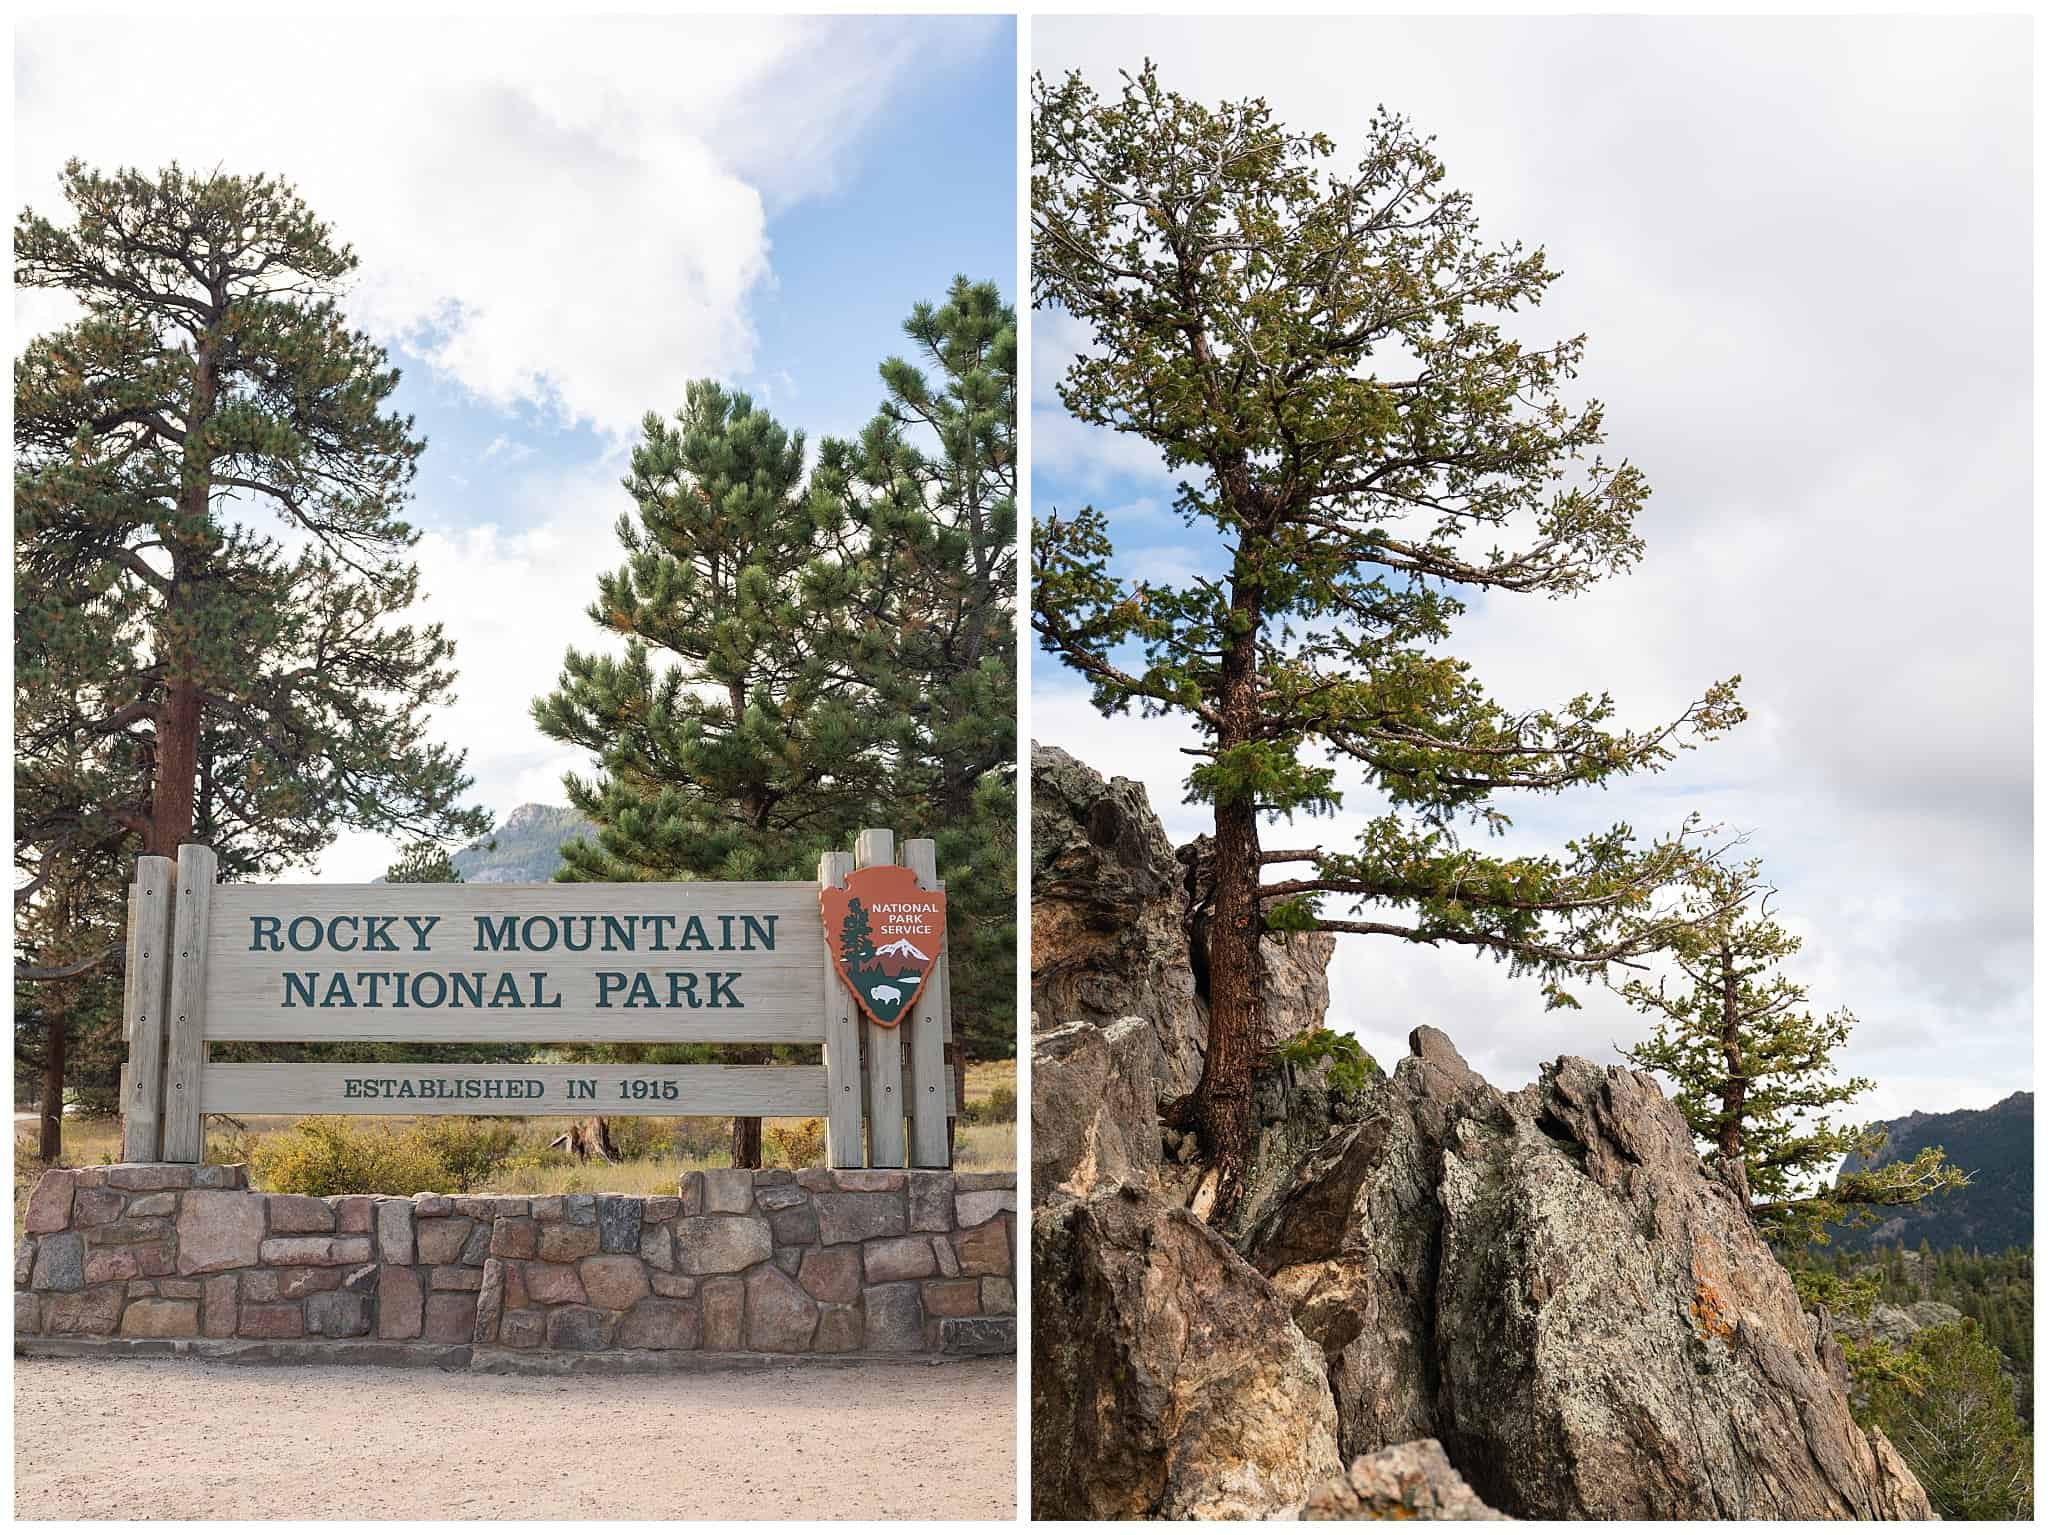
left=15, top=1058, right=1017, bottom=1227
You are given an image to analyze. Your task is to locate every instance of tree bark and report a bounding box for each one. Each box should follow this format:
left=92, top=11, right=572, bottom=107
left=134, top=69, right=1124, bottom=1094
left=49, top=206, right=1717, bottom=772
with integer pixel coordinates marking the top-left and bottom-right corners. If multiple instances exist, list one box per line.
left=39, top=1007, right=66, bottom=1162
left=730, top=1115, right=763, bottom=1169
left=1190, top=549, right=1267, bottom=1222
left=147, top=679, right=200, bottom=856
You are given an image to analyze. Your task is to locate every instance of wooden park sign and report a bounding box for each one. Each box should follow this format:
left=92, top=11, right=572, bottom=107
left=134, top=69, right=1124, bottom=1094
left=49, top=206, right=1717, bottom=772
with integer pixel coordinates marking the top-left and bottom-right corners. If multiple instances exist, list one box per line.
left=118, top=829, right=954, bottom=1172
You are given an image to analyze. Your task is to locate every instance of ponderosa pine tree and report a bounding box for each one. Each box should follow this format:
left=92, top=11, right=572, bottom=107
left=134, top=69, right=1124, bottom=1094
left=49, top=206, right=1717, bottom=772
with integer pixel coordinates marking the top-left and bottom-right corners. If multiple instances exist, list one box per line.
left=14, top=161, right=489, bottom=871
left=1032, top=67, right=1747, bottom=1217
left=812, top=278, right=1018, bottom=1060
left=533, top=382, right=891, bottom=1165
left=1621, top=863, right=1966, bottom=1245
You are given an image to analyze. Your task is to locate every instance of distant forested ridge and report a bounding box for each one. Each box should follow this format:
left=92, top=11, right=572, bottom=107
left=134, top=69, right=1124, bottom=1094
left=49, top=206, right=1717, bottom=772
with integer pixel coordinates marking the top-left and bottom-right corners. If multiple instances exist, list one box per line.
left=1831, top=1092, right=2032, bottom=1252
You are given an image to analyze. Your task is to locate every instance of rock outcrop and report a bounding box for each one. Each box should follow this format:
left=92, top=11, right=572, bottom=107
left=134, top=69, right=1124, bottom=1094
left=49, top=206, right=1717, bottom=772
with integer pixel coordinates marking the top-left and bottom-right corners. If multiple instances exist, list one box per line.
left=1281, top=1440, right=1508, bottom=1521
left=1030, top=743, right=1334, bottom=1102
left=1031, top=1183, right=1342, bottom=1519
left=1032, top=1017, right=1163, bottom=1199
left=1248, top=1028, right=1933, bottom=1521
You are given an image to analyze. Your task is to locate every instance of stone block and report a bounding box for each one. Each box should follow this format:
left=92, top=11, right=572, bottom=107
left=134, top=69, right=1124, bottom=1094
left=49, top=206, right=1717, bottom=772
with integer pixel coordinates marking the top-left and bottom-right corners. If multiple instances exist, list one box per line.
left=952, top=1217, right=1010, bottom=1276
left=522, top=1261, right=587, bottom=1306
left=955, top=1189, right=1017, bottom=1227
left=423, top=1291, right=479, bottom=1344
left=86, top=1246, right=174, bottom=1285
left=279, top=1267, right=343, bottom=1299
left=580, top=1255, right=651, bottom=1311
left=414, top=1194, right=454, bottom=1219
left=31, top=1232, right=84, bottom=1291
left=597, top=1196, right=644, bottom=1253
left=815, top=1305, right=863, bottom=1353
left=268, top=1194, right=336, bottom=1234
left=475, top=1259, right=505, bottom=1343
left=798, top=1248, right=862, bottom=1304
left=238, top=1302, right=305, bottom=1339
left=924, top=1278, right=983, bottom=1317
left=193, top=1164, right=249, bottom=1190
left=430, top=1265, right=483, bottom=1291
left=980, top=1276, right=1016, bottom=1314
left=17, top=1291, right=41, bottom=1336
left=378, top=1266, right=423, bottom=1340
left=794, top=1167, right=835, bottom=1192
left=619, top=1297, right=700, bottom=1350
left=774, top=1247, right=801, bottom=1277
left=863, top=1281, right=926, bottom=1352
left=375, top=1199, right=416, bottom=1265
left=642, top=1197, right=679, bottom=1222
left=939, top=1315, right=1015, bottom=1355
left=306, top=1290, right=371, bottom=1337
left=932, top=1235, right=962, bottom=1278
left=175, top=1189, right=265, bottom=1276
left=649, top=1271, right=697, bottom=1299
left=333, top=1195, right=374, bottom=1233
left=458, top=1222, right=491, bottom=1267
left=674, top=1216, right=773, bottom=1275
left=124, top=1192, right=177, bottom=1219
left=746, top=1264, right=818, bottom=1352
left=416, top=1217, right=473, bottom=1265
left=85, top=1217, right=174, bottom=1246
left=538, top=1222, right=600, bottom=1262
left=756, top=1184, right=808, bottom=1212
left=106, top=1165, right=192, bottom=1191
left=71, top=1189, right=126, bottom=1226
left=500, top=1308, right=545, bottom=1348
left=701, top=1170, right=754, bottom=1214
left=767, top=1203, right=820, bottom=1248
left=529, top=1196, right=565, bottom=1223
left=491, top=1218, right=539, bottom=1259
left=158, top=1278, right=201, bottom=1299
left=564, top=1194, right=597, bottom=1227
left=909, top=1172, right=954, bottom=1232
left=640, top=1224, right=674, bottom=1271
left=815, top=1191, right=906, bottom=1246
left=503, top=1263, right=529, bottom=1311
left=45, top=1285, right=123, bottom=1335
left=23, top=1178, right=75, bottom=1236
left=834, top=1169, right=908, bottom=1193
left=700, top=1275, right=744, bottom=1350
left=120, top=1298, right=200, bottom=1338
left=952, top=1172, right=1013, bottom=1191
left=677, top=1173, right=704, bottom=1215
left=16, top=1237, right=35, bottom=1287
left=343, top=1263, right=379, bottom=1294
left=545, top=1305, right=614, bottom=1351
left=202, top=1274, right=237, bottom=1338
left=864, top=1235, right=938, bottom=1282
left=259, top=1237, right=338, bottom=1266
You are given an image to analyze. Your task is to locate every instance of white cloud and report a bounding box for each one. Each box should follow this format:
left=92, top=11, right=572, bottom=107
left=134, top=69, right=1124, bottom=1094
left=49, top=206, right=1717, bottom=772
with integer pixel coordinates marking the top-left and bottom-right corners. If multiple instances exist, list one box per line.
left=15, top=17, right=933, bottom=436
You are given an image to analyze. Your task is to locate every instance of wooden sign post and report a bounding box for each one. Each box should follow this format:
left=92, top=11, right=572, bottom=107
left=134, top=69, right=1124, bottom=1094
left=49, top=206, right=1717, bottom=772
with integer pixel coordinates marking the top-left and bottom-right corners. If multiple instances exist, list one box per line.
left=128, top=829, right=953, bottom=1170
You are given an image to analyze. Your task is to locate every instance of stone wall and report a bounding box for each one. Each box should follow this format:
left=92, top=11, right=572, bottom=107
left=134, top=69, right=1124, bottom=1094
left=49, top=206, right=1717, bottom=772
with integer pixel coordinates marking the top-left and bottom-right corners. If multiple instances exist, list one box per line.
left=16, top=1164, right=1016, bottom=1364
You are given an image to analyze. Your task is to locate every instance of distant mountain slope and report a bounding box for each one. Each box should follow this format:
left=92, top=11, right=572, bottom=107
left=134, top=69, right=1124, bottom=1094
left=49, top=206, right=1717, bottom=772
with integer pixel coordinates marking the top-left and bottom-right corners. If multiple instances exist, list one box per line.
left=1830, top=1091, right=2033, bottom=1252
left=451, top=804, right=596, bottom=884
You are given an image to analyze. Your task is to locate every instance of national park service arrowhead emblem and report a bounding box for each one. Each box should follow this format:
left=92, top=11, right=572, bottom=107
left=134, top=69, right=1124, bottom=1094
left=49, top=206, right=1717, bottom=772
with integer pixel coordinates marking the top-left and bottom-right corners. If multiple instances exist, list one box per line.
left=820, top=865, right=945, bottom=1027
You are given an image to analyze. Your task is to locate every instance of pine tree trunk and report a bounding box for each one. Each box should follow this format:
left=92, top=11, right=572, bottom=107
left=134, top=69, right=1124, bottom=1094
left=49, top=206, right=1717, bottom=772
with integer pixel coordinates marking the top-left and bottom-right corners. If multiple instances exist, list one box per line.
left=1717, top=940, right=1749, bottom=1203
left=1190, top=559, right=1266, bottom=1223
left=148, top=678, right=201, bottom=856
left=39, top=1007, right=66, bottom=1162
left=730, top=1116, right=763, bottom=1169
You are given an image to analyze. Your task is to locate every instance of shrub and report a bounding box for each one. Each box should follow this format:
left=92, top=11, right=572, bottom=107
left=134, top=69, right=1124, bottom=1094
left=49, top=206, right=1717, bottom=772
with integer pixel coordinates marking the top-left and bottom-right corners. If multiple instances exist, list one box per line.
left=249, top=1118, right=449, bottom=1197
left=602, top=1117, right=671, bottom=1163
left=670, top=1117, right=731, bottom=1162
left=960, top=1083, right=1017, bottom=1126
left=764, top=1117, right=825, bottom=1169
left=412, top=1117, right=519, bottom=1192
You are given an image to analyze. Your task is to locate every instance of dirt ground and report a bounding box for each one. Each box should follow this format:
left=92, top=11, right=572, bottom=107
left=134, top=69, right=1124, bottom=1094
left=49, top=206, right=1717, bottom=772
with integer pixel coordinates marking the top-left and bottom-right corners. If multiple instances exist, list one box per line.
left=14, top=1355, right=1017, bottom=1520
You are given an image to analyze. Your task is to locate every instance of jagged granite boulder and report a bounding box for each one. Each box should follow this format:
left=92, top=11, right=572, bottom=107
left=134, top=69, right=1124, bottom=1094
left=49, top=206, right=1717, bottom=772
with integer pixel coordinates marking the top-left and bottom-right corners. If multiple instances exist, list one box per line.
left=1247, top=1027, right=1933, bottom=1521
left=1030, top=743, right=1334, bottom=1102
left=1279, top=1440, right=1509, bottom=1521
left=1032, top=1017, right=1164, bottom=1198
left=1032, top=1183, right=1342, bottom=1519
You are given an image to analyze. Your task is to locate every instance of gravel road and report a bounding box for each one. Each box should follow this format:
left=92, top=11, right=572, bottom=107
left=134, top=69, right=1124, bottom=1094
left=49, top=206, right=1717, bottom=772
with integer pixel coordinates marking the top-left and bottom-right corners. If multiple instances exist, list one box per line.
left=15, top=1355, right=1016, bottom=1520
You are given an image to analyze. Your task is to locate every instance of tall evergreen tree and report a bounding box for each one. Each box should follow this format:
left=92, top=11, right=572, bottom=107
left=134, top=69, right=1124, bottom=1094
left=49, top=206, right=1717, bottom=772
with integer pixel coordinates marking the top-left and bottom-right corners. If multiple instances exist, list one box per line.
left=1622, top=864, right=1966, bottom=1244
left=14, top=160, right=489, bottom=867
left=813, top=278, right=1018, bottom=1059
left=534, top=382, right=889, bottom=1164
left=1031, top=67, right=1746, bottom=1216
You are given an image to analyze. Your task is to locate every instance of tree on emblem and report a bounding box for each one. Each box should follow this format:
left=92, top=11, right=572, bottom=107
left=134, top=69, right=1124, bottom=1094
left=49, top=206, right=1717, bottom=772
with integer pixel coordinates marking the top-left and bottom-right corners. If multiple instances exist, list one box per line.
left=840, top=898, right=877, bottom=973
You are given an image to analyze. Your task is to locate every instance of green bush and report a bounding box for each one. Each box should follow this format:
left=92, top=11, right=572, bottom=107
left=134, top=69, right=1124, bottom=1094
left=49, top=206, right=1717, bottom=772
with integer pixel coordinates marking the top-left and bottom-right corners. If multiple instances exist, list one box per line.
left=249, top=1118, right=450, bottom=1197
left=412, top=1118, right=519, bottom=1192
left=602, top=1117, right=671, bottom=1163
left=960, top=1083, right=1017, bottom=1126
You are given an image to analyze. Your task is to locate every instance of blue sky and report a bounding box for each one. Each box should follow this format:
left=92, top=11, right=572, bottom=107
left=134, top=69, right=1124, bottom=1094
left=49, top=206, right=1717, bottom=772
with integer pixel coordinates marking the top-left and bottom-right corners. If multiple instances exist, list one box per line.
left=17, top=14, right=1017, bottom=881
left=1032, top=15, right=2031, bottom=1119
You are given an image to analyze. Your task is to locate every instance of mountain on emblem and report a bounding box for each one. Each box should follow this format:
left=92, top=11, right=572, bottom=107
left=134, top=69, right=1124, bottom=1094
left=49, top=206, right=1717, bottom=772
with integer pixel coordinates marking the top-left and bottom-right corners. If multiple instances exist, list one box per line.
left=819, top=865, right=947, bottom=1027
